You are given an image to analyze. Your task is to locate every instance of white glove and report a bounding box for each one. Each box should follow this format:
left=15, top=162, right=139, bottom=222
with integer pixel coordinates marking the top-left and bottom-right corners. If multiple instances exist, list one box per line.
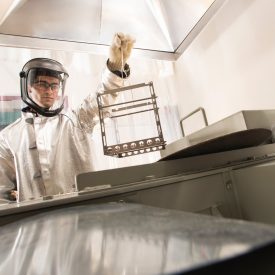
left=108, top=32, right=135, bottom=72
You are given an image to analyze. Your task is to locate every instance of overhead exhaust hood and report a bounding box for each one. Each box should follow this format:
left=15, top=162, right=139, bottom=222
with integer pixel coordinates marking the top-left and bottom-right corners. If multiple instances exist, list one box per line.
left=0, top=0, right=226, bottom=60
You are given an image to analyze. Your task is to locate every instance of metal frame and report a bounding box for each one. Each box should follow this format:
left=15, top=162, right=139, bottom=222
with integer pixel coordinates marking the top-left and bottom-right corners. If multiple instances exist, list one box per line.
left=180, top=107, right=208, bottom=137
left=175, top=0, right=227, bottom=58
left=97, top=82, right=166, bottom=157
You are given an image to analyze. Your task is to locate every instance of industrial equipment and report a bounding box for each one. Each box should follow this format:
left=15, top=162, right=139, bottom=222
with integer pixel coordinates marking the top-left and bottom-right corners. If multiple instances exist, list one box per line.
left=97, top=82, right=166, bottom=157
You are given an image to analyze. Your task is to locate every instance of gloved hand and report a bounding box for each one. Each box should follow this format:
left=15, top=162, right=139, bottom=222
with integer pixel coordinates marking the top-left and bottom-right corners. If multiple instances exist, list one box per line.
left=108, top=32, right=135, bottom=72
left=4, top=189, right=17, bottom=201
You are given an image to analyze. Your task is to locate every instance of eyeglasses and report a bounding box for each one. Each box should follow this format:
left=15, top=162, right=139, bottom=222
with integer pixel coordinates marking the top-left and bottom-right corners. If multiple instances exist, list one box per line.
left=34, top=81, right=60, bottom=91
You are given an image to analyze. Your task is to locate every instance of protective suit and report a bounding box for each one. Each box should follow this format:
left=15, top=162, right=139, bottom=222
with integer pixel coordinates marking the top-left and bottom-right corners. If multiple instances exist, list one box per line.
left=0, top=33, right=135, bottom=202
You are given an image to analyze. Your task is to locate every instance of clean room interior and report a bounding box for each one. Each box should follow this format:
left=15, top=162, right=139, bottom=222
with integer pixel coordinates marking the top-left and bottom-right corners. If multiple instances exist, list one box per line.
left=1, top=0, right=274, bottom=166
left=1, top=0, right=275, bottom=274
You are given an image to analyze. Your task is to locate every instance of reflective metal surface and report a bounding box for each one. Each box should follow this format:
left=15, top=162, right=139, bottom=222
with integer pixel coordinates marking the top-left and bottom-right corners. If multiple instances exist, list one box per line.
left=1, top=203, right=275, bottom=274
left=161, top=109, right=275, bottom=160
left=0, top=0, right=226, bottom=60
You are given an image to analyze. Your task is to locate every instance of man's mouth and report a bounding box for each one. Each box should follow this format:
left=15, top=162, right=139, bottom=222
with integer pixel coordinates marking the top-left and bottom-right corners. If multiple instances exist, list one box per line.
left=43, top=97, right=54, bottom=100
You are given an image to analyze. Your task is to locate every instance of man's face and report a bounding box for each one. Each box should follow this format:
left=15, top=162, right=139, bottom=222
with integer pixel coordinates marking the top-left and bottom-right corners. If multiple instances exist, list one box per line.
left=28, top=75, right=60, bottom=108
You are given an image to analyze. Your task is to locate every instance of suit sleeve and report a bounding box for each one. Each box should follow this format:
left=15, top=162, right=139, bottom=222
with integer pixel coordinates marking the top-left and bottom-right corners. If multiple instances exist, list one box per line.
left=0, top=134, right=17, bottom=202
left=73, top=66, right=129, bottom=133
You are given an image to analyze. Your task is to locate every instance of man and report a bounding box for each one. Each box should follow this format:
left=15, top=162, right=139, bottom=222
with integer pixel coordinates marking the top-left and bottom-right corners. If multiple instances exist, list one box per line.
left=0, top=33, right=135, bottom=202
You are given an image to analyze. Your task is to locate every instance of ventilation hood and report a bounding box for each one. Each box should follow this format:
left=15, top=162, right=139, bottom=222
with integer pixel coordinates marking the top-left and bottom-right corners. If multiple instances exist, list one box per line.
left=0, top=0, right=226, bottom=60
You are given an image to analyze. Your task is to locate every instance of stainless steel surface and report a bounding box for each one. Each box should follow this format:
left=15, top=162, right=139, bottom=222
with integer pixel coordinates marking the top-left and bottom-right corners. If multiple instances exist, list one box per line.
left=161, top=109, right=275, bottom=160
left=1, top=203, right=275, bottom=275
left=233, top=160, right=275, bottom=224
left=1, top=143, right=275, bottom=220
left=0, top=0, right=227, bottom=60
left=160, top=129, right=272, bottom=161
left=77, top=143, right=275, bottom=191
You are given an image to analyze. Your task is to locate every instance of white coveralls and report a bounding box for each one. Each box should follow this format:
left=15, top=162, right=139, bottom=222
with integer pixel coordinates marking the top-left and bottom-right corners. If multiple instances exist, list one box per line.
left=0, top=68, right=124, bottom=202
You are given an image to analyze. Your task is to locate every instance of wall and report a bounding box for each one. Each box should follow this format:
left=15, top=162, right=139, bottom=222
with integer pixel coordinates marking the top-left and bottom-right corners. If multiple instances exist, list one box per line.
left=174, top=0, right=275, bottom=126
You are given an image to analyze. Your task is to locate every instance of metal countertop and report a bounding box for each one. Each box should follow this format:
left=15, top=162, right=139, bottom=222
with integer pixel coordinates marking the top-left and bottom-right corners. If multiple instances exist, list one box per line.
left=1, top=203, right=275, bottom=275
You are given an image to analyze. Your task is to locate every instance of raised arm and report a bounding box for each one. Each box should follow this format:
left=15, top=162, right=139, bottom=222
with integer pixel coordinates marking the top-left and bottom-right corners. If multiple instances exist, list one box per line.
left=74, top=33, right=135, bottom=132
